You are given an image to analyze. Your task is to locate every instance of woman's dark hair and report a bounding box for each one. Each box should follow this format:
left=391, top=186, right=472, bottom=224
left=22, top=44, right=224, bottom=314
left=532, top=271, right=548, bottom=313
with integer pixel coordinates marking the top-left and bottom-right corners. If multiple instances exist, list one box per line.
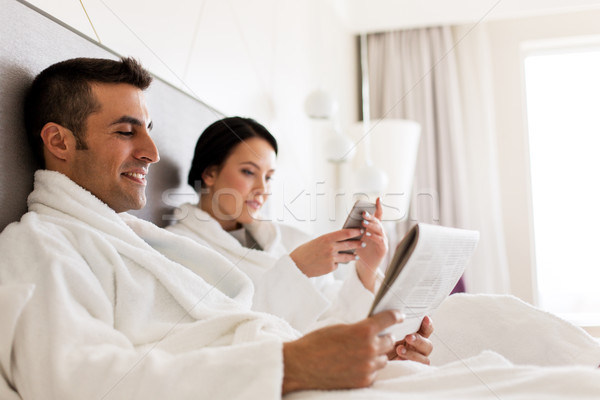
left=187, top=117, right=278, bottom=189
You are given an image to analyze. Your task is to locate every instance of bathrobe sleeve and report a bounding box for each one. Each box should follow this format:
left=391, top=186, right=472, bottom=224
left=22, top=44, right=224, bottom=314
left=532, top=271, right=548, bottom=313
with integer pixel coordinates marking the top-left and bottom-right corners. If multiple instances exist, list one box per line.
left=251, top=254, right=331, bottom=332
left=309, top=267, right=377, bottom=329
left=0, top=221, right=285, bottom=400
left=255, top=224, right=376, bottom=332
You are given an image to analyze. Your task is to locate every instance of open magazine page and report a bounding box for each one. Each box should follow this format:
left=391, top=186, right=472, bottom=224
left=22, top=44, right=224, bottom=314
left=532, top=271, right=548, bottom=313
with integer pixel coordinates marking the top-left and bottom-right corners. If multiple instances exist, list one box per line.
left=370, top=223, right=479, bottom=338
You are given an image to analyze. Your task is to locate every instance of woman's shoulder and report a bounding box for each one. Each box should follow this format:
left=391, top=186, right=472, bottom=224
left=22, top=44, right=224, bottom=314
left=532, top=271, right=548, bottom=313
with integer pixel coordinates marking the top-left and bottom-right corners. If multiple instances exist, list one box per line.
left=166, top=203, right=230, bottom=242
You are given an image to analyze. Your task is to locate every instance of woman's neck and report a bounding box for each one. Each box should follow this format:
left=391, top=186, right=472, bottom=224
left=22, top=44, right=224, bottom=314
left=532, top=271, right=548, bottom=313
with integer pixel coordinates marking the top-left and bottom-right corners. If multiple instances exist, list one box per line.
left=199, top=195, right=241, bottom=232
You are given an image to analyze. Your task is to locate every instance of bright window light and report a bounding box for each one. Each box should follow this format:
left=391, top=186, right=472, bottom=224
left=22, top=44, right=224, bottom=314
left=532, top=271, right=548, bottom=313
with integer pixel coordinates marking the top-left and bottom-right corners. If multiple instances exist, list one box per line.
left=524, top=47, right=600, bottom=325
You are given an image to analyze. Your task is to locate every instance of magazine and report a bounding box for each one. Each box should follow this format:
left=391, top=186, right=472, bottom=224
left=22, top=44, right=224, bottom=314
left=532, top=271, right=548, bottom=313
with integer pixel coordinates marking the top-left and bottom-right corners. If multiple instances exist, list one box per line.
left=369, top=223, right=479, bottom=338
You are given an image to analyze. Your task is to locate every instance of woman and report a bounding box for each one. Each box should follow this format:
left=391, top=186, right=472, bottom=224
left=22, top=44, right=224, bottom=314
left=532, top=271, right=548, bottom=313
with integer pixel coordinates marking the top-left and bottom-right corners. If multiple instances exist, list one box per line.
left=168, top=117, right=432, bottom=361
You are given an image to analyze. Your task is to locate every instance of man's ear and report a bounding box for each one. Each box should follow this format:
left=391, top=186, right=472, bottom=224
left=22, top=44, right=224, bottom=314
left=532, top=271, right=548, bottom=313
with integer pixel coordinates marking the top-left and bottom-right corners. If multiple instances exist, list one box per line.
left=201, top=166, right=219, bottom=187
left=40, top=122, right=74, bottom=162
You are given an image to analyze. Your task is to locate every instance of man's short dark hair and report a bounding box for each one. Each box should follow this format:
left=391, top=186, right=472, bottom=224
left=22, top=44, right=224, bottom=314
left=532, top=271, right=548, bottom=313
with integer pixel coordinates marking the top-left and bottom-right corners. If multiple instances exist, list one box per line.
left=24, top=57, right=153, bottom=167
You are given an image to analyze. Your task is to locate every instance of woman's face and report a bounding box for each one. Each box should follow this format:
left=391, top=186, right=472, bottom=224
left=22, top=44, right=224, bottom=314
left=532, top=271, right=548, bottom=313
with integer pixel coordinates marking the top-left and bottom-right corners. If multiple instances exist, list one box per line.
left=202, top=137, right=277, bottom=230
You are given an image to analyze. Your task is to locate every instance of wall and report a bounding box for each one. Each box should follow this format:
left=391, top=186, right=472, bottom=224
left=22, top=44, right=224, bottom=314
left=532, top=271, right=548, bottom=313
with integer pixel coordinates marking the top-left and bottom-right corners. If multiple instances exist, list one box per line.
left=23, top=0, right=359, bottom=235
left=484, top=9, right=600, bottom=302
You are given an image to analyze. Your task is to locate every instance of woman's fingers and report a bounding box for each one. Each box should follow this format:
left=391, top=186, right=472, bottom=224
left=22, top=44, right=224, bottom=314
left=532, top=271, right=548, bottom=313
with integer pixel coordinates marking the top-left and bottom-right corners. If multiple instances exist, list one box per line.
left=334, top=252, right=359, bottom=264
left=336, top=238, right=362, bottom=252
left=374, top=197, right=384, bottom=220
left=328, top=228, right=363, bottom=242
left=362, top=211, right=385, bottom=237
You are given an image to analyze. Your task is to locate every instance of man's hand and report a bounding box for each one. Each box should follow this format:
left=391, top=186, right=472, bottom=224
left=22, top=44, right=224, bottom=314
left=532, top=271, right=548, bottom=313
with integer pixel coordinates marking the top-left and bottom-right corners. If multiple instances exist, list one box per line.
left=289, top=229, right=363, bottom=277
left=282, top=310, right=403, bottom=394
left=388, top=316, right=434, bottom=364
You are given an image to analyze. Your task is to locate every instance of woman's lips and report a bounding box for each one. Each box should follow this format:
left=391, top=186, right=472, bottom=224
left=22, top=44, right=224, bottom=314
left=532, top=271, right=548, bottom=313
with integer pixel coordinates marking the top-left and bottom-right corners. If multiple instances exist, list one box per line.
left=245, top=200, right=262, bottom=210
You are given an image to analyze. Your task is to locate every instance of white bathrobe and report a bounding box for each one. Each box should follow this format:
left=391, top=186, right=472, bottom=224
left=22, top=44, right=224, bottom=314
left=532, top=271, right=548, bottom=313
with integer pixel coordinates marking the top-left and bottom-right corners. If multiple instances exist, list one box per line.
left=3, top=173, right=600, bottom=400
left=0, top=170, right=299, bottom=400
left=167, top=203, right=375, bottom=332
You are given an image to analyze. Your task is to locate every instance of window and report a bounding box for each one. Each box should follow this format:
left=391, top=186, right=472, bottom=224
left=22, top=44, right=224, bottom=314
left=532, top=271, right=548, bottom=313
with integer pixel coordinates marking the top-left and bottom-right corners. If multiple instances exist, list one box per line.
left=524, top=44, right=600, bottom=326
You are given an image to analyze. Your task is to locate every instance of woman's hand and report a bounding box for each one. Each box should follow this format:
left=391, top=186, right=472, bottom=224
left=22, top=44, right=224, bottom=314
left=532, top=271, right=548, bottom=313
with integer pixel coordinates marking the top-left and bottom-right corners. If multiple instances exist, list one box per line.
left=354, top=198, right=388, bottom=292
left=290, top=229, right=363, bottom=277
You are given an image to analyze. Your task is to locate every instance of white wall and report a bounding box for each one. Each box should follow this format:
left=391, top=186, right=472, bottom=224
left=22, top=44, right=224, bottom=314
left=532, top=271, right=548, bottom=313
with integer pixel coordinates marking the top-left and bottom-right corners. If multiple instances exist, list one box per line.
left=484, top=9, right=600, bottom=302
left=24, top=0, right=359, bottom=235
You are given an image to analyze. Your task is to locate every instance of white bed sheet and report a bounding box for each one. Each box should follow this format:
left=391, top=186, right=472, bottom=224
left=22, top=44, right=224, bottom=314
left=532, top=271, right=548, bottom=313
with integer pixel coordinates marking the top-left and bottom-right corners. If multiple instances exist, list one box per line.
left=287, top=351, right=600, bottom=399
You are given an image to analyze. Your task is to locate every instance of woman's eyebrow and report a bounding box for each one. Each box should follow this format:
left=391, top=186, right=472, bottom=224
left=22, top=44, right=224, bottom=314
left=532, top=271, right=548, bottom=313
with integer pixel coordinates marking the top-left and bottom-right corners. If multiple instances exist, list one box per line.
left=239, top=161, right=260, bottom=169
left=239, top=161, right=275, bottom=172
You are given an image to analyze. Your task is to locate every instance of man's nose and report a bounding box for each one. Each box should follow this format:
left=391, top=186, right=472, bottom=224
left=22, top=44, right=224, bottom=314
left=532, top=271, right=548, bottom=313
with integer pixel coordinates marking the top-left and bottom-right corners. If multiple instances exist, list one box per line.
left=136, top=131, right=160, bottom=164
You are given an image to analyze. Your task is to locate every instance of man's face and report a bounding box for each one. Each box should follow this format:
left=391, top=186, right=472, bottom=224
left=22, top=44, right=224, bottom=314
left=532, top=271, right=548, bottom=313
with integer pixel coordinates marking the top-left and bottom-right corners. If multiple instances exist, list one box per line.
left=68, top=83, right=159, bottom=213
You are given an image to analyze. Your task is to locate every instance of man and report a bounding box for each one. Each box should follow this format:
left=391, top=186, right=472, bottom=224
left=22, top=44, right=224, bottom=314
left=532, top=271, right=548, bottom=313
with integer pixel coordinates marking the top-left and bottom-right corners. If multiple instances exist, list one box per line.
left=0, top=57, right=432, bottom=399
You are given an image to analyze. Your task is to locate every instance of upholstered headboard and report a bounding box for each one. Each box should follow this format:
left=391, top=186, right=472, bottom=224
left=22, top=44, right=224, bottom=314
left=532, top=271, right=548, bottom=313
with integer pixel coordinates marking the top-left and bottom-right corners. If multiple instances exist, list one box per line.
left=0, top=0, right=222, bottom=231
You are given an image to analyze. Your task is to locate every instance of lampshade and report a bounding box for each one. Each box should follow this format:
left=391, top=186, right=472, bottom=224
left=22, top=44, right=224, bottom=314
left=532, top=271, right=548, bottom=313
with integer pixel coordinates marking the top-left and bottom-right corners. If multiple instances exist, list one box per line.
left=352, top=118, right=421, bottom=222
left=355, top=164, right=388, bottom=193
left=304, top=89, right=338, bottom=119
left=324, top=131, right=356, bottom=163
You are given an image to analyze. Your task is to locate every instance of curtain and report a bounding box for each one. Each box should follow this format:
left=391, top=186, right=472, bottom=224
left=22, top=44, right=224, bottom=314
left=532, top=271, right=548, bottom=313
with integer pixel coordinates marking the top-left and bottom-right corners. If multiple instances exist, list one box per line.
left=367, top=26, right=510, bottom=293
left=451, top=24, right=510, bottom=293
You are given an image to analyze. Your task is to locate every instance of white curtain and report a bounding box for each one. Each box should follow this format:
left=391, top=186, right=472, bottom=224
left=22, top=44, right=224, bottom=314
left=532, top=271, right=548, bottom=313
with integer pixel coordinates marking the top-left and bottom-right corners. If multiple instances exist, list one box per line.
left=451, top=24, right=510, bottom=294
left=366, top=26, right=510, bottom=293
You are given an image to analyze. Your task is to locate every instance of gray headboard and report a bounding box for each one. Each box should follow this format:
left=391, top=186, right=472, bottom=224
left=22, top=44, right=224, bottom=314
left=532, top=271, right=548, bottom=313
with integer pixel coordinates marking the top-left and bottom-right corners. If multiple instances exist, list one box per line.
left=0, top=0, right=223, bottom=230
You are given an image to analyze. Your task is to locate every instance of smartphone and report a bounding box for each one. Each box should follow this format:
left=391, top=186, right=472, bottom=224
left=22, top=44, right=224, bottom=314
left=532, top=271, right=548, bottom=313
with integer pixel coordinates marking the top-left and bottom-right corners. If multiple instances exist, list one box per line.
left=339, top=200, right=377, bottom=254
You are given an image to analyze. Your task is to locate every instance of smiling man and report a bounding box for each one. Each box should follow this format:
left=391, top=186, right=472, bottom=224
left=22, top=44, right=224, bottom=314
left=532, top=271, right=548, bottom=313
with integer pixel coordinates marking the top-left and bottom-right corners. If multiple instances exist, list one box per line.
left=0, top=57, right=432, bottom=399
left=64, top=84, right=158, bottom=213
left=27, top=58, right=159, bottom=213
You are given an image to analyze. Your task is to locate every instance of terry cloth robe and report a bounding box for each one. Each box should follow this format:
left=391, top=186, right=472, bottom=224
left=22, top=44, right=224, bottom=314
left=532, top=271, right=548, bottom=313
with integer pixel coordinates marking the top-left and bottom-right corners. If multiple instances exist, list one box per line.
left=167, top=203, right=375, bottom=332
left=0, top=170, right=299, bottom=400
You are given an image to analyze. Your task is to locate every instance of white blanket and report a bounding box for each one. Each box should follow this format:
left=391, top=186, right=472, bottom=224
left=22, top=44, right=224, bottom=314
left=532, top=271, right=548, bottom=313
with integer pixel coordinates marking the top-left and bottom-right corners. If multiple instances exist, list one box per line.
left=286, top=294, right=600, bottom=399
left=430, top=293, right=600, bottom=367
left=287, top=351, right=600, bottom=399
left=168, top=203, right=374, bottom=332
left=0, top=170, right=298, bottom=400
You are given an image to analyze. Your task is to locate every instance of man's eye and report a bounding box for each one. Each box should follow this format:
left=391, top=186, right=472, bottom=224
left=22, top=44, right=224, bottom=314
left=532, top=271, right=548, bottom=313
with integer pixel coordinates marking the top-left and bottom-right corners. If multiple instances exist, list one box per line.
left=116, top=131, right=133, bottom=136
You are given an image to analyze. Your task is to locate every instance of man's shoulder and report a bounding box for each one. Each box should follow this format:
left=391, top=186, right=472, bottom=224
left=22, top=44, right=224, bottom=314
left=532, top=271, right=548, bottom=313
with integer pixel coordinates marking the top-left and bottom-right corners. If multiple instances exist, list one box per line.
left=1, top=211, right=43, bottom=236
left=0, top=211, right=78, bottom=283
left=2, top=211, right=65, bottom=238
left=0, top=210, right=93, bottom=256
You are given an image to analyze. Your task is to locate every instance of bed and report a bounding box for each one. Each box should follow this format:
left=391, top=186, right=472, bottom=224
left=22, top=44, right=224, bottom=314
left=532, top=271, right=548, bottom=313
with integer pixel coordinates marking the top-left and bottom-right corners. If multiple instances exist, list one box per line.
left=1, top=0, right=600, bottom=399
